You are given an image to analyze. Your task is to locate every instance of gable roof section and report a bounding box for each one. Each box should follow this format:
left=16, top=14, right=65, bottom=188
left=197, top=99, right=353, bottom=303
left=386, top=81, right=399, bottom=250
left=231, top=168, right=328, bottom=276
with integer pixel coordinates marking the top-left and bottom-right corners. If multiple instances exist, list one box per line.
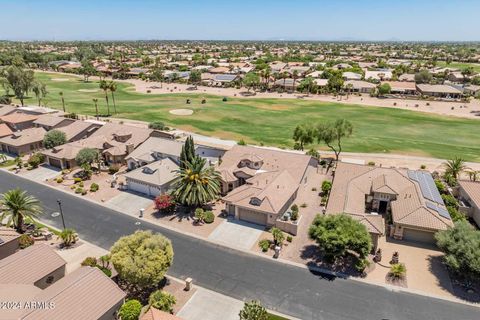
left=458, top=180, right=480, bottom=208
left=0, top=244, right=66, bottom=285
left=0, top=127, right=46, bottom=146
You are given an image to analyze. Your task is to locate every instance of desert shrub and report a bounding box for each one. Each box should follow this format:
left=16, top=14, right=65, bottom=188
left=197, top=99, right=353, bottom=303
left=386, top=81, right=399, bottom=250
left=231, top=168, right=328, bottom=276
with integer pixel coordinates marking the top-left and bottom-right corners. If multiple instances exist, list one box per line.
left=148, top=121, right=166, bottom=130
left=367, top=161, right=376, bottom=166
left=75, top=187, right=83, bottom=194
left=237, top=139, right=246, bottom=145
left=18, top=234, right=34, bottom=249
left=70, top=185, right=76, bottom=190
left=321, top=180, right=332, bottom=194
left=286, top=235, right=293, bottom=242
left=90, top=183, right=99, bottom=192
left=81, top=189, right=87, bottom=195
left=74, top=177, right=82, bottom=183
left=118, top=300, right=142, bottom=320
left=27, top=153, right=44, bottom=168
left=435, top=179, right=446, bottom=194
left=258, top=239, right=270, bottom=252
left=56, top=177, right=63, bottom=183
left=300, top=203, right=307, bottom=208
left=441, top=194, right=458, bottom=208
left=355, top=258, right=370, bottom=272
left=204, top=211, right=215, bottom=224
left=148, top=290, right=176, bottom=313
left=78, top=181, right=84, bottom=188
left=154, top=194, right=175, bottom=213
left=389, top=263, right=407, bottom=279
left=97, top=265, right=112, bottom=277
left=108, top=165, right=120, bottom=175
left=81, top=257, right=97, bottom=267
left=420, top=164, right=426, bottom=169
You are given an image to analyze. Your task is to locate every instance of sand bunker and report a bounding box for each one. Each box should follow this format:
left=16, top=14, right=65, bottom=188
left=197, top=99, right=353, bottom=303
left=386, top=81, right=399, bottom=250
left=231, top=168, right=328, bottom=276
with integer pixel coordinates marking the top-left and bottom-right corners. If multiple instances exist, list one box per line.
left=169, top=109, right=194, bottom=116
left=51, top=78, right=69, bottom=82
left=78, top=89, right=99, bottom=93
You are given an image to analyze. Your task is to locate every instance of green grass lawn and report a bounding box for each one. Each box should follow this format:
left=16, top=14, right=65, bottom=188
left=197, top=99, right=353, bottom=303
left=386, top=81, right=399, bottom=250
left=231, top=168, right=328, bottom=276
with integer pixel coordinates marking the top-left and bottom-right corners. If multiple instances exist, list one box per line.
left=267, top=313, right=290, bottom=320
left=436, top=61, right=480, bottom=73
left=5, top=72, right=480, bottom=161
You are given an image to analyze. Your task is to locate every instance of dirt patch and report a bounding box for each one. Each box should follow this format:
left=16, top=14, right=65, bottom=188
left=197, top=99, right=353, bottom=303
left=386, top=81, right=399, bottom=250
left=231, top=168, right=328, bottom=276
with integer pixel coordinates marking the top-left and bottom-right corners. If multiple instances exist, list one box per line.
left=169, top=109, right=194, bottom=116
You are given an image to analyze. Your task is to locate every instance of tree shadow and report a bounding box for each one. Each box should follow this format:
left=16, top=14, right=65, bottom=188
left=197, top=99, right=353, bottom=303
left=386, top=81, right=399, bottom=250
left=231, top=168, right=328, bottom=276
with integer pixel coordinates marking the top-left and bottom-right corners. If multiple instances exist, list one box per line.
left=427, top=255, right=480, bottom=303
left=301, top=244, right=361, bottom=279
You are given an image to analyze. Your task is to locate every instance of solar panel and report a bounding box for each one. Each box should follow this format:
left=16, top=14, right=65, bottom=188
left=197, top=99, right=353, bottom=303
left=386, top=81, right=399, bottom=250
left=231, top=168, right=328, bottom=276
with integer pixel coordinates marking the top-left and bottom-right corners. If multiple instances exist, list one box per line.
left=407, top=170, right=443, bottom=204
left=426, top=202, right=451, bottom=220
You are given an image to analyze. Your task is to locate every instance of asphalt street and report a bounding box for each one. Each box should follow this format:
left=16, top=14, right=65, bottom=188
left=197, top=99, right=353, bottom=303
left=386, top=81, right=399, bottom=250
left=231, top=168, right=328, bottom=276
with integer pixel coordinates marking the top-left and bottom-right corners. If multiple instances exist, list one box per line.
left=1, top=170, right=478, bottom=320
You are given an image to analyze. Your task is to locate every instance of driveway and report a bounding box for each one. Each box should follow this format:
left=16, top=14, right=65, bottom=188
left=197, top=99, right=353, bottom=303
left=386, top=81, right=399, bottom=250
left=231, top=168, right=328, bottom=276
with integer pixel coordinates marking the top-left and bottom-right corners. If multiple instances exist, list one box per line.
left=20, top=165, right=61, bottom=182
left=104, top=191, right=153, bottom=216
left=177, top=288, right=243, bottom=320
left=208, top=218, right=264, bottom=250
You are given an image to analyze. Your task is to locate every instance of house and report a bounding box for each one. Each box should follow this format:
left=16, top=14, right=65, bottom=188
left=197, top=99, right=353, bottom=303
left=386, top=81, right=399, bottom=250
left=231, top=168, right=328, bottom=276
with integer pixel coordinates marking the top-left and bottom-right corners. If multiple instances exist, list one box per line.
left=0, top=244, right=66, bottom=289
left=56, top=120, right=101, bottom=142
left=126, top=137, right=183, bottom=170
left=273, top=78, right=299, bottom=91
left=342, top=72, right=362, bottom=80
left=124, top=158, right=179, bottom=197
left=344, top=80, right=376, bottom=93
left=448, top=72, right=470, bottom=83
left=208, top=66, right=230, bottom=74
left=305, top=70, right=324, bottom=78
left=211, top=74, right=239, bottom=86
left=364, top=70, right=393, bottom=81
left=398, top=73, right=416, bottom=82
left=0, top=112, right=38, bottom=131
left=327, top=163, right=453, bottom=246
left=33, top=114, right=75, bottom=131
left=381, top=81, right=417, bottom=95
left=218, top=146, right=316, bottom=229
left=0, top=123, right=13, bottom=138
left=464, top=84, right=480, bottom=96
left=457, top=180, right=480, bottom=227
left=21, top=267, right=126, bottom=320
left=0, top=227, right=21, bottom=260
left=416, top=84, right=463, bottom=99
left=0, top=127, right=46, bottom=155
left=43, top=123, right=152, bottom=169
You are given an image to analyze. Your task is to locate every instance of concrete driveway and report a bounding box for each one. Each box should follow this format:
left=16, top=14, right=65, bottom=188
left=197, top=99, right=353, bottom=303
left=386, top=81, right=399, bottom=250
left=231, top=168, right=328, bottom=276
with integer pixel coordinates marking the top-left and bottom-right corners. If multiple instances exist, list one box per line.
left=104, top=191, right=153, bottom=216
left=20, top=165, right=61, bottom=182
left=177, top=288, right=243, bottom=320
left=208, top=218, right=264, bottom=250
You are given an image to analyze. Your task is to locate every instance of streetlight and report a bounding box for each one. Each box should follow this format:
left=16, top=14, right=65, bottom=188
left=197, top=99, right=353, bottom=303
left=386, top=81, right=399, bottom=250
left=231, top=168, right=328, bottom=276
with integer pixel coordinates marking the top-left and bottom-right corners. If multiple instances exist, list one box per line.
left=51, top=200, right=66, bottom=230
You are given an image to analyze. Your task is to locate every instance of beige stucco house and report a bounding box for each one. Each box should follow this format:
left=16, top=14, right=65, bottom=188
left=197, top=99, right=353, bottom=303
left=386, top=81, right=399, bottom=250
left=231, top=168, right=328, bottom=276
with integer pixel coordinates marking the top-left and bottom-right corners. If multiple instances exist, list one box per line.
left=327, top=163, right=453, bottom=246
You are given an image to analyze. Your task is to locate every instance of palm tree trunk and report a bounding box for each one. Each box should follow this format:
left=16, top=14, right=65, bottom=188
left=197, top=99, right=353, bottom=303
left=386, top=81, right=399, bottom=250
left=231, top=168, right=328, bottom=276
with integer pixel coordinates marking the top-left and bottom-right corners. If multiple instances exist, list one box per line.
left=111, top=92, right=117, bottom=114
left=105, top=92, right=110, bottom=116
left=16, top=214, right=24, bottom=233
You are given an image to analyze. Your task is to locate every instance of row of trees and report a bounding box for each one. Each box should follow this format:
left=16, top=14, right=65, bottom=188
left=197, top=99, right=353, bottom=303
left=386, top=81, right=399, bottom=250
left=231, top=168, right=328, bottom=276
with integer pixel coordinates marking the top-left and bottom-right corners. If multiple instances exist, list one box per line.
left=0, top=66, right=48, bottom=106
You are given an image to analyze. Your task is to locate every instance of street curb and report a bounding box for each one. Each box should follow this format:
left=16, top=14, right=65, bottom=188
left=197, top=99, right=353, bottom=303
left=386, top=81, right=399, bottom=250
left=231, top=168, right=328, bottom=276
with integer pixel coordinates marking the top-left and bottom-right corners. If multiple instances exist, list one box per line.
left=2, top=168, right=478, bottom=308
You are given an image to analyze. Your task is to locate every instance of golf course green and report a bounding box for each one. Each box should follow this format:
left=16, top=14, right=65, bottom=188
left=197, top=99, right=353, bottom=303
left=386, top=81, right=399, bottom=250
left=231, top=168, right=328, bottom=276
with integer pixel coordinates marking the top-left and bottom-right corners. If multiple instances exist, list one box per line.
left=7, top=72, right=480, bottom=161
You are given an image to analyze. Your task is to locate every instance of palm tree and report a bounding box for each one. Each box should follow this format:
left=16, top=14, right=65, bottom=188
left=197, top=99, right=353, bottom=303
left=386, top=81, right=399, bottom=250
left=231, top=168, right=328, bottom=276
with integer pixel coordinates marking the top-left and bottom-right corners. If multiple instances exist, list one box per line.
left=32, top=81, right=47, bottom=106
left=93, top=98, right=99, bottom=120
left=389, top=263, right=406, bottom=280
left=444, top=156, right=467, bottom=180
left=59, top=228, right=77, bottom=247
left=59, top=91, right=66, bottom=112
left=99, top=80, right=110, bottom=116
left=467, top=170, right=479, bottom=182
left=292, top=70, right=299, bottom=92
left=171, top=157, right=221, bottom=210
left=108, top=81, right=118, bottom=114
left=0, top=189, right=43, bottom=233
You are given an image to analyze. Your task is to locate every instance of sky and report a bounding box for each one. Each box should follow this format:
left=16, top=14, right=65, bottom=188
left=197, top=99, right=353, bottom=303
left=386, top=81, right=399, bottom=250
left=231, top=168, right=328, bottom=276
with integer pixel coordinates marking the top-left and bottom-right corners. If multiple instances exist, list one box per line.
left=1, top=0, right=480, bottom=41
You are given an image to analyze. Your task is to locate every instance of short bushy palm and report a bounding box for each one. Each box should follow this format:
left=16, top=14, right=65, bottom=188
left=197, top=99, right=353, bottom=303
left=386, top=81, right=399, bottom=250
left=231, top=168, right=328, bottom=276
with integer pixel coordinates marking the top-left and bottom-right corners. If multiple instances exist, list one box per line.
left=444, top=156, right=467, bottom=180
left=171, top=157, right=221, bottom=208
left=0, top=189, right=42, bottom=233
left=59, top=228, right=77, bottom=247
left=389, top=263, right=407, bottom=279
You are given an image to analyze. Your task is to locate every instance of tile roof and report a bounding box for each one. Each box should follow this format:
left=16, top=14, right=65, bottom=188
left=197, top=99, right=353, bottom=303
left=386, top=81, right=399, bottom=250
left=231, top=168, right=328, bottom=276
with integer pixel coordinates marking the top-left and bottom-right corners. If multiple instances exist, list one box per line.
left=125, top=137, right=183, bottom=163
left=458, top=180, right=480, bottom=208
left=327, top=162, right=453, bottom=232
left=124, top=158, right=179, bottom=186
left=56, top=120, right=99, bottom=141
left=22, top=267, right=126, bottom=320
left=141, top=307, right=183, bottom=320
left=0, top=112, right=38, bottom=124
left=0, top=226, right=21, bottom=246
left=0, top=123, right=13, bottom=137
left=33, top=114, right=74, bottom=128
left=0, top=244, right=66, bottom=285
left=0, top=105, right=17, bottom=116
left=0, top=127, right=46, bottom=146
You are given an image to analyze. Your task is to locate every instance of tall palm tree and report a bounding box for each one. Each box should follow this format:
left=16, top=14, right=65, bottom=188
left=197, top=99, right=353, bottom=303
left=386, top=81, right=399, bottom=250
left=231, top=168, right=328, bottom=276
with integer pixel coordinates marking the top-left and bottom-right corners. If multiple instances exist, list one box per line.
left=171, top=157, right=221, bottom=210
left=59, top=91, right=66, bottom=112
left=99, top=80, right=110, bottom=116
left=109, top=81, right=118, bottom=114
left=93, top=98, right=99, bottom=120
left=0, top=189, right=43, bottom=233
left=444, top=156, right=467, bottom=180
left=292, top=70, right=299, bottom=92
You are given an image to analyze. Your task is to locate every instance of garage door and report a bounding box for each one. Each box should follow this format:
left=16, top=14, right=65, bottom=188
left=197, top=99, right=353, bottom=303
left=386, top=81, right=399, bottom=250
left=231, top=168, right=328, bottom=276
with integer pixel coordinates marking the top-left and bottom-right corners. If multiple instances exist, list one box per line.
left=238, top=209, right=267, bottom=226
left=128, top=180, right=161, bottom=197
left=403, top=228, right=436, bottom=245
left=48, top=158, right=62, bottom=168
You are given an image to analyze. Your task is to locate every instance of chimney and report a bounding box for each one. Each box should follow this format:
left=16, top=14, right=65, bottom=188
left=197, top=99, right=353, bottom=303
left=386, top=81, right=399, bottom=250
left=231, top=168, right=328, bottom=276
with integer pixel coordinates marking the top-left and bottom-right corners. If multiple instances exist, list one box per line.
left=126, top=143, right=135, bottom=154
